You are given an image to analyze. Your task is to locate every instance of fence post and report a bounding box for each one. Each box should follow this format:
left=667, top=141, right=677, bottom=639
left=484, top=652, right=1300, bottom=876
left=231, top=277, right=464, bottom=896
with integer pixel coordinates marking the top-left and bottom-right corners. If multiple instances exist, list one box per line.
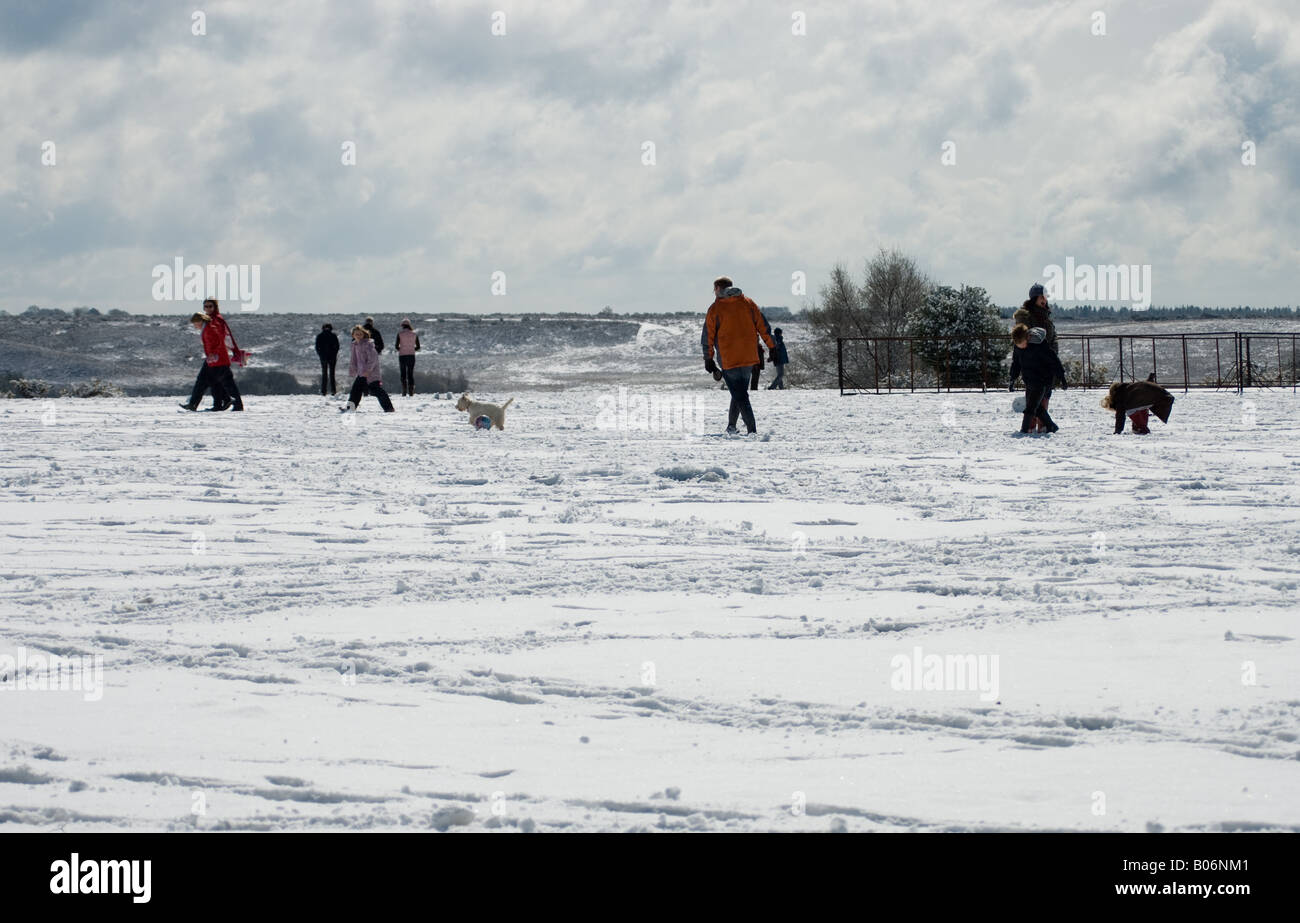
left=1181, top=335, right=1189, bottom=392
left=837, top=337, right=844, bottom=395
left=1118, top=337, right=1124, bottom=382
left=1236, top=332, right=1243, bottom=393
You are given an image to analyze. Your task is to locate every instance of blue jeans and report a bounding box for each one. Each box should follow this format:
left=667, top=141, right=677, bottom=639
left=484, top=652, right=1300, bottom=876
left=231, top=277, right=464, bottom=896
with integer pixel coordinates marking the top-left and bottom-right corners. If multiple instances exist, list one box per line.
left=722, top=366, right=756, bottom=432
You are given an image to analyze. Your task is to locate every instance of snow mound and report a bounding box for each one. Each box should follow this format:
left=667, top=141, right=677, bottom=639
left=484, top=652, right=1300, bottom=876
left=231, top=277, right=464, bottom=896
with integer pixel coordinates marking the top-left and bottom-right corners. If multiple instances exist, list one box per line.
left=654, top=465, right=729, bottom=482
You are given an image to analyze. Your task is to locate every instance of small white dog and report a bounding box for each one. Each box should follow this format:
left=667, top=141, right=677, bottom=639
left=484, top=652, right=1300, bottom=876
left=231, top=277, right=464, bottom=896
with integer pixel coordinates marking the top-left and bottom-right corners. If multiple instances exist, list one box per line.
left=456, top=393, right=514, bottom=430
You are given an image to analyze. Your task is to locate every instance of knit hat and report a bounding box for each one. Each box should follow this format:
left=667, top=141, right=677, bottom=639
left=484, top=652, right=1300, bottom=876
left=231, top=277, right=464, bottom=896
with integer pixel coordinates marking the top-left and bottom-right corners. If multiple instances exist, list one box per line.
left=1028, top=283, right=1045, bottom=299
left=322, top=323, right=333, bottom=331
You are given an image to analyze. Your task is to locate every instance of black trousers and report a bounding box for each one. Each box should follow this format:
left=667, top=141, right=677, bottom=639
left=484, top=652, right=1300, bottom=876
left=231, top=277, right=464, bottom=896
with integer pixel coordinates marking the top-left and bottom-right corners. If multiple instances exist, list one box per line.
left=722, top=365, right=756, bottom=432
left=188, top=362, right=228, bottom=408
left=749, top=364, right=762, bottom=390
left=347, top=376, right=394, bottom=412
left=399, top=355, right=415, bottom=393
left=319, top=354, right=337, bottom=394
left=208, top=366, right=243, bottom=410
left=1021, top=383, right=1055, bottom=432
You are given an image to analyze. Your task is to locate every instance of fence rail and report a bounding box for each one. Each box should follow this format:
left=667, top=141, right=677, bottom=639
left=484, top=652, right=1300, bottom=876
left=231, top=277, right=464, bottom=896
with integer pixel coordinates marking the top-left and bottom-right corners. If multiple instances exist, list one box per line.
left=837, top=332, right=1299, bottom=395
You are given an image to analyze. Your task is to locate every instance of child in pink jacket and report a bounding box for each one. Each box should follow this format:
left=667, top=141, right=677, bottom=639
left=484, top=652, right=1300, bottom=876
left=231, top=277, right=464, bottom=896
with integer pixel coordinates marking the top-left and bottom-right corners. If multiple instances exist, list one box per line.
left=341, top=326, right=394, bottom=412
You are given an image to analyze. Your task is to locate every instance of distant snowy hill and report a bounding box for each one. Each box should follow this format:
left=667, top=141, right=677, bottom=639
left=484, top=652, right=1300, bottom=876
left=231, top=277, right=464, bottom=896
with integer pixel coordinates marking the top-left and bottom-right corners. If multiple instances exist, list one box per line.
left=0, top=311, right=805, bottom=394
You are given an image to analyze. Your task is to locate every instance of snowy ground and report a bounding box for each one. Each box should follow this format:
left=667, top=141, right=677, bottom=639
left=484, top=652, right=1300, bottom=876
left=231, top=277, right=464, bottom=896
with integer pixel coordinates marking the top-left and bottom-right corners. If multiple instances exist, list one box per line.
left=2, top=387, right=1299, bottom=832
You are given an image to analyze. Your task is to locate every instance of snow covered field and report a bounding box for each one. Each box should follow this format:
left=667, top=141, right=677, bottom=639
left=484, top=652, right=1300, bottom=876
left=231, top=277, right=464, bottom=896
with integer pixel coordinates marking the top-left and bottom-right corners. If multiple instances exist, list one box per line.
left=2, top=388, right=1299, bottom=832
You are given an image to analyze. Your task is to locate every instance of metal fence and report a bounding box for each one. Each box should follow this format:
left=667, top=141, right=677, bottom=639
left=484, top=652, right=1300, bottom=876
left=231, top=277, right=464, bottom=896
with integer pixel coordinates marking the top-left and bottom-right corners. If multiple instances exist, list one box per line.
left=837, top=332, right=1300, bottom=395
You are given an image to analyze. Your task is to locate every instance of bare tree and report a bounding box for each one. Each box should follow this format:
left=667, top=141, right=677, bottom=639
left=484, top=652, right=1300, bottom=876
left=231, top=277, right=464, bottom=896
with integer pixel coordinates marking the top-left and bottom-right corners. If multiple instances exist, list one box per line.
left=803, top=250, right=931, bottom=387
left=862, top=249, right=930, bottom=342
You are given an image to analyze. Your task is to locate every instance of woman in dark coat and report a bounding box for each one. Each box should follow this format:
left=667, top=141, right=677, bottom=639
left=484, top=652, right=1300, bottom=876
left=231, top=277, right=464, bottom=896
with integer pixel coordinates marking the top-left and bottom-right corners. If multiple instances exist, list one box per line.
left=1101, top=376, right=1174, bottom=434
left=1013, top=283, right=1058, bottom=431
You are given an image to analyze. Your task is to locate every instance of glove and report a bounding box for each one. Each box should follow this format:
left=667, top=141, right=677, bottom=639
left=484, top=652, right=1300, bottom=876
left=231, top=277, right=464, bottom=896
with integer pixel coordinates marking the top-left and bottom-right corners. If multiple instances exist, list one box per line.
left=704, top=358, right=718, bottom=375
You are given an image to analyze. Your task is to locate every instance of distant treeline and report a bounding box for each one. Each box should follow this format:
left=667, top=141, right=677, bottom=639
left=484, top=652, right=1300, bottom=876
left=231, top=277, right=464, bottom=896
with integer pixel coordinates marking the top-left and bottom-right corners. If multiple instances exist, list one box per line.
left=996, top=304, right=1298, bottom=320
left=5, top=305, right=802, bottom=320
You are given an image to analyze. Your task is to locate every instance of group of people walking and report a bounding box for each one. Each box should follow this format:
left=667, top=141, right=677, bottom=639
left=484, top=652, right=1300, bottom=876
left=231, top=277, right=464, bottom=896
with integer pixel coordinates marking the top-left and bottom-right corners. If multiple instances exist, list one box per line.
left=180, top=299, right=246, bottom=411
left=1008, top=281, right=1174, bottom=435
left=178, top=284, right=1172, bottom=437
left=315, top=317, right=422, bottom=409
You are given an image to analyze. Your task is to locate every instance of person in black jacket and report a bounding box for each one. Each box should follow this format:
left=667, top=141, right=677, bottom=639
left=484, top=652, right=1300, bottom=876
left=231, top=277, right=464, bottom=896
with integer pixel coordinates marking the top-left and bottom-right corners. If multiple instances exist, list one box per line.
left=315, top=323, right=340, bottom=395
left=363, top=316, right=384, bottom=354
left=767, top=327, right=790, bottom=389
left=1009, top=323, right=1067, bottom=434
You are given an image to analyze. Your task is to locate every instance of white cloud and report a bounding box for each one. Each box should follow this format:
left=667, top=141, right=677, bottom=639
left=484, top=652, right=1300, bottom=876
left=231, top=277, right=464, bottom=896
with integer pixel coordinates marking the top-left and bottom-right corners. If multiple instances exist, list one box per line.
left=1, top=0, right=1295, bottom=313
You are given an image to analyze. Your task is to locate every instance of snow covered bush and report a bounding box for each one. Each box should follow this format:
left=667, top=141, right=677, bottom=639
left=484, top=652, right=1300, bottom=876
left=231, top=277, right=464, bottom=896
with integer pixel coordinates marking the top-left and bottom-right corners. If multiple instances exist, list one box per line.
left=2, top=378, right=52, bottom=398
left=60, top=379, right=125, bottom=398
left=906, top=285, right=1008, bottom=388
left=234, top=368, right=311, bottom=395
left=1062, top=358, right=1110, bottom=387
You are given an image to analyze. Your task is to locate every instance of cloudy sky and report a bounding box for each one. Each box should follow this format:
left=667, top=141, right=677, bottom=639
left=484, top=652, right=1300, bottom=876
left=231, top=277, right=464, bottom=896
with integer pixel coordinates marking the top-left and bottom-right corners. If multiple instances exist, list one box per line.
left=2, top=0, right=1296, bottom=314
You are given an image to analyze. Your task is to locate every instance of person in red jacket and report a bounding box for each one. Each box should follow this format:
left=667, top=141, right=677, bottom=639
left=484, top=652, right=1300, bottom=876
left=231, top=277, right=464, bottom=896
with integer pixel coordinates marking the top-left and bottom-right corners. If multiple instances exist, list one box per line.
left=199, top=299, right=244, bottom=411
left=704, top=277, right=775, bottom=434
left=179, top=312, right=230, bottom=411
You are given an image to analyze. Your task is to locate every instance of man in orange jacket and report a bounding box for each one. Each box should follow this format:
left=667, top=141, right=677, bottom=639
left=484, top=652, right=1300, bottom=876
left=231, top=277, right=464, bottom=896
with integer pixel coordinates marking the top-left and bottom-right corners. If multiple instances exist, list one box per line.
left=704, top=277, right=775, bottom=434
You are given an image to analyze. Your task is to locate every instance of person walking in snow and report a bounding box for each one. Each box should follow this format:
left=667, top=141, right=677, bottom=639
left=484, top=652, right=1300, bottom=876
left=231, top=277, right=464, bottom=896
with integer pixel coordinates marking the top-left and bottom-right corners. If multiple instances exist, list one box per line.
left=363, top=316, right=384, bottom=354
left=1013, top=283, right=1059, bottom=431
left=315, top=323, right=340, bottom=396
left=704, top=276, right=775, bottom=435
left=1101, top=374, right=1174, bottom=434
left=1009, top=323, right=1066, bottom=434
left=395, top=319, right=421, bottom=397
left=179, top=312, right=230, bottom=411
left=341, top=325, right=394, bottom=413
left=194, top=299, right=244, bottom=411
left=749, top=310, right=772, bottom=391
left=767, top=327, right=789, bottom=390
